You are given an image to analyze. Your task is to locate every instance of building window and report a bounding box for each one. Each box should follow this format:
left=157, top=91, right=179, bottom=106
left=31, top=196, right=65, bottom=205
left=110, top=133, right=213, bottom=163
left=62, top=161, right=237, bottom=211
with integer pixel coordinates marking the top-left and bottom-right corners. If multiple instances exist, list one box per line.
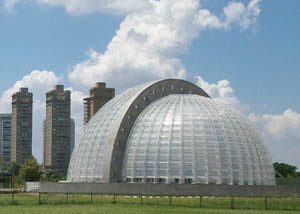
left=174, top=178, right=180, bottom=184
left=184, top=178, right=193, bottom=184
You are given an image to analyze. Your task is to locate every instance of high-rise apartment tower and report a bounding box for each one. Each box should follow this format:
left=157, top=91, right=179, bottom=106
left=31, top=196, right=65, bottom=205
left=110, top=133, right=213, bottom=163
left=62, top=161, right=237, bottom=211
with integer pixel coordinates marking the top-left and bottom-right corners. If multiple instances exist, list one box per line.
left=11, top=88, right=33, bottom=165
left=0, top=114, right=11, bottom=162
left=84, top=82, right=115, bottom=124
left=43, top=85, right=72, bottom=176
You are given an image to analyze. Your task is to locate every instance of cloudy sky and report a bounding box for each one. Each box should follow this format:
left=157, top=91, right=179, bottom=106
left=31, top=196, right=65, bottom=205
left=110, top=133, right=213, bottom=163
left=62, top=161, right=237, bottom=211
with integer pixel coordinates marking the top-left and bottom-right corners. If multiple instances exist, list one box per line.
left=1, top=0, right=299, bottom=168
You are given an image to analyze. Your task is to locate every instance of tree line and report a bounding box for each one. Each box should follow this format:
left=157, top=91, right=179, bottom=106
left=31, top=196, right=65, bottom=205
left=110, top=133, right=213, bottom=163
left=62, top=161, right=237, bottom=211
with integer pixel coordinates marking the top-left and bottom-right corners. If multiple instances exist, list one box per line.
left=1, top=158, right=65, bottom=188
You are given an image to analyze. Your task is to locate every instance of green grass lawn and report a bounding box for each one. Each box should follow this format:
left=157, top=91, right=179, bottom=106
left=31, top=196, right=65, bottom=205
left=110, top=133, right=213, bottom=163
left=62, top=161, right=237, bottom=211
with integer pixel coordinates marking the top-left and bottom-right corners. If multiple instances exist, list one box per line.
left=0, top=204, right=299, bottom=214
left=0, top=194, right=299, bottom=214
left=0, top=204, right=300, bottom=214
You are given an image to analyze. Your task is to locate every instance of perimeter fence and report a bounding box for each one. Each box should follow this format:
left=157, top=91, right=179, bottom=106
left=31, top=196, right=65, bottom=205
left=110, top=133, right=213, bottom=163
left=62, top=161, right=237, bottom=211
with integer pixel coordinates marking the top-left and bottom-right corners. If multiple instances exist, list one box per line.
left=276, top=177, right=300, bottom=185
left=0, top=182, right=299, bottom=211
left=0, top=191, right=300, bottom=211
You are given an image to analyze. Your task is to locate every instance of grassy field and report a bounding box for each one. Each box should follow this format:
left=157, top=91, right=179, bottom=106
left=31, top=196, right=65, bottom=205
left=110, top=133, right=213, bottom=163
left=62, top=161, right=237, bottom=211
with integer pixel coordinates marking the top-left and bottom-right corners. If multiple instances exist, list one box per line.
left=0, top=194, right=299, bottom=214
left=1, top=203, right=300, bottom=214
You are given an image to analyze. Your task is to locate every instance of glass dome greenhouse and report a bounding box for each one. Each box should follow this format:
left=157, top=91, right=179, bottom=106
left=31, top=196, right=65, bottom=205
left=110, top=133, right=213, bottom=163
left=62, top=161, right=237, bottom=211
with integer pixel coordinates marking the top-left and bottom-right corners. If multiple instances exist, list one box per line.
left=68, top=79, right=275, bottom=185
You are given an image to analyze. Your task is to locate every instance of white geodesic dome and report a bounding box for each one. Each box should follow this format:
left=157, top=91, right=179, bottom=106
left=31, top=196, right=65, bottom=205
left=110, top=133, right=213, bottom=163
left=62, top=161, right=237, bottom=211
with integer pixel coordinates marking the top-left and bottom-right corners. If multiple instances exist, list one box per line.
left=68, top=79, right=275, bottom=185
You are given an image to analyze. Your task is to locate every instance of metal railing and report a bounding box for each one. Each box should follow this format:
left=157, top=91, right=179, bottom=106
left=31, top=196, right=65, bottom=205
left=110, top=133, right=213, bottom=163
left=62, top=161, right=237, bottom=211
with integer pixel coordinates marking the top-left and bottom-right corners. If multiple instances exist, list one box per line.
left=0, top=191, right=299, bottom=211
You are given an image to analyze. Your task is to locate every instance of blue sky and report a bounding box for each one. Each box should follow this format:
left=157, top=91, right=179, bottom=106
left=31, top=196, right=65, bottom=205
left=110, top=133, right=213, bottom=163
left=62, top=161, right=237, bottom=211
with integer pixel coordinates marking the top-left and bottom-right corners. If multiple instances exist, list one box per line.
left=0, top=0, right=299, bottom=168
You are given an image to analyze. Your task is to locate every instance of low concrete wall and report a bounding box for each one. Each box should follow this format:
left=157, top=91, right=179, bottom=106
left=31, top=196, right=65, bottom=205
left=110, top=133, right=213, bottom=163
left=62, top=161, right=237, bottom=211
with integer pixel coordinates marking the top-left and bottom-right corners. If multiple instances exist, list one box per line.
left=26, top=182, right=40, bottom=192
left=40, top=182, right=300, bottom=198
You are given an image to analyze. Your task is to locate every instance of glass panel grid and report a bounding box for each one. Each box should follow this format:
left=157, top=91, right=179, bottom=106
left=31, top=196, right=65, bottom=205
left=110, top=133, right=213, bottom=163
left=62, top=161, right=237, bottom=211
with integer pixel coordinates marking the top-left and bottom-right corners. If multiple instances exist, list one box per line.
left=122, top=95, right=275, bottom=185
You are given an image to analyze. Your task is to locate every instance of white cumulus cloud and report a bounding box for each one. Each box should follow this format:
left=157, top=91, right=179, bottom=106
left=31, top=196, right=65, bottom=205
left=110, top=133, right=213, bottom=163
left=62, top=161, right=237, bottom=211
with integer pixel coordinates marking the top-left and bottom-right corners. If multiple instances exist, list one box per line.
left=195, top=75, right=247, bottom=111
left=3, top=0, right=263, bottom=91
left=249, top=110, right=300, bottom=168
left=68, top=0, right=262, bottom=91
left=0, top=70, right=61, bottom=112
left=249, top=109, right=300, bottom=140
left=223, top=0, right=261, bottom=30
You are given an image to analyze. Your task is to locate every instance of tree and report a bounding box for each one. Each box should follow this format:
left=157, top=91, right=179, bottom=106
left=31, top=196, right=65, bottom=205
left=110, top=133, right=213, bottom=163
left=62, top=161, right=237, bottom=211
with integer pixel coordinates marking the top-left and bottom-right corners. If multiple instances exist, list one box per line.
left=273, top=162, right=298, bottom=178
left=42, top=170, right=65, bottom=182
left=8, top=162, right=21, bottom=176
left=0, top=158, right=10, bottom=170
left=19, top=158, right=42, bottom=182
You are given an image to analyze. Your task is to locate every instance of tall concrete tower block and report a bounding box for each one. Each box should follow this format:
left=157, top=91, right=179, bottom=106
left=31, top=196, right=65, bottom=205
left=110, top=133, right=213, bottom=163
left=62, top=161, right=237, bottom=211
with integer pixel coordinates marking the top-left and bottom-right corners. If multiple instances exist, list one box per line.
left=11, top=88, right=33, bottom=165
left=43, top=85, right=71, bottom=176
left=0, top=114, right=12, bottom=162
left=84, top=82, right=115, bottom=124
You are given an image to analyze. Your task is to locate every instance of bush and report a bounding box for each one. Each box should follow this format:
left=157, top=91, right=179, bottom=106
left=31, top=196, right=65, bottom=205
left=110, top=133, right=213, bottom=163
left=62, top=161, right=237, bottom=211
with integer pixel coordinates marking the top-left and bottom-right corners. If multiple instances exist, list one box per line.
left=19, top=158, right=42, bottom=182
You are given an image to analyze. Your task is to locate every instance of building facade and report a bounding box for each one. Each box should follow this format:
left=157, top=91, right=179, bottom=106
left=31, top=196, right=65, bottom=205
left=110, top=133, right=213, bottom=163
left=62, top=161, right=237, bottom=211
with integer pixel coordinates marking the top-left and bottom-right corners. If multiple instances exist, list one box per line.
left=11, top=88, right=33, bottom=165
left=43, top=85, right=72, bottom=176
left=84, top=82, right=115, bottom=124
left=0, top=114, right=11, bottom=163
